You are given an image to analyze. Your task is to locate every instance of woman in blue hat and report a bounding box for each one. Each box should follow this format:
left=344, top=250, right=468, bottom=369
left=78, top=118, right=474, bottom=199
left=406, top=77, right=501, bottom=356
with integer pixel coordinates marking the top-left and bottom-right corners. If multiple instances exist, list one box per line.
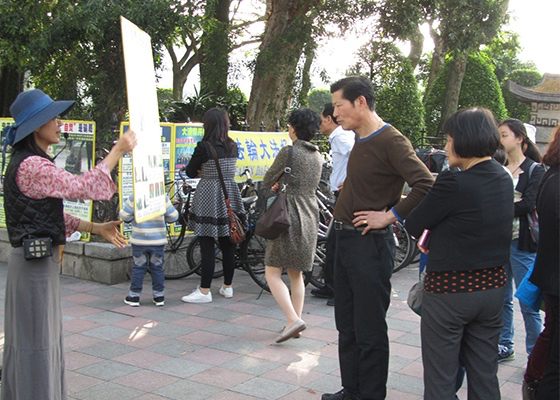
left=1, top=89, right=137, bottom=399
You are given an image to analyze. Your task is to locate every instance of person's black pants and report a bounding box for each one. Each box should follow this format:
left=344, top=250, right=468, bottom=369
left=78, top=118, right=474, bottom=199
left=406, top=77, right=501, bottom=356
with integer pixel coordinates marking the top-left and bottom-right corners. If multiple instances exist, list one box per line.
left=322, top=190, right=339, bottom=291
left=334, top=229, right=394, bottom=400
left=322, top=226, right=335, bottom=291
left=199, top=236, right=236, bottom=288
left=537, top=293, right=559, bottom=400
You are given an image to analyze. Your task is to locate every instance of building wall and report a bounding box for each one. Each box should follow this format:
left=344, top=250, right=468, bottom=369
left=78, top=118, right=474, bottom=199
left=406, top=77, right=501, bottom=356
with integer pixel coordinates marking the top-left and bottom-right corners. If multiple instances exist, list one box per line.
left=530, top=102, right=559, bottom=153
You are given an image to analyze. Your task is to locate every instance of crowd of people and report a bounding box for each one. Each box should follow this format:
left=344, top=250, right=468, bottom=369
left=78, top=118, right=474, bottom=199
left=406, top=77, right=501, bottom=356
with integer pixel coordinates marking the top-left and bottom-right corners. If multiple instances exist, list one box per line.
left=1, top=80, right=558, bottom=400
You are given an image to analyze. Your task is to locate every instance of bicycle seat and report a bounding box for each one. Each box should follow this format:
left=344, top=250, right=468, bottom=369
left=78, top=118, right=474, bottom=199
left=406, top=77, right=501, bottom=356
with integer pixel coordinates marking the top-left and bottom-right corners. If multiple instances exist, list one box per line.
left=242, top=195, right=258, bottom=207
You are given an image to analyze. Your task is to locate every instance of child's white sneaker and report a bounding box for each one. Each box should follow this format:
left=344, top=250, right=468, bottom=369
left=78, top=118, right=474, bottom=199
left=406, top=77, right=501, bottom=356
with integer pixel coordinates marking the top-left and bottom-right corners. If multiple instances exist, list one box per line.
left=219, top=285, right=233, bottom=298
left=181, top=287, right=212, bottom=303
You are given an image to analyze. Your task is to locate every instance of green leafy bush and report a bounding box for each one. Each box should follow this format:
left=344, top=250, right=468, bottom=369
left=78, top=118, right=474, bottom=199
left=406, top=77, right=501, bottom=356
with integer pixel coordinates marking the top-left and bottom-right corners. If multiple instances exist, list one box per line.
left=165, top=87, right=248, bottom=130
left=502, top=69, right=542, bottom=122
left=307, top=88, right=332, bottom=114
left=376, top=57, right=425, bottom=144
left=425, top=53, right=507, bottom=136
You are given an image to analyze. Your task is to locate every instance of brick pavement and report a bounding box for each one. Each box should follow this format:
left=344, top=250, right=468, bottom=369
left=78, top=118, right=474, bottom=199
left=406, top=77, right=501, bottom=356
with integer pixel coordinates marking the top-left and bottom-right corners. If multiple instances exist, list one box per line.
left=0, top=261, right=528, bottom=399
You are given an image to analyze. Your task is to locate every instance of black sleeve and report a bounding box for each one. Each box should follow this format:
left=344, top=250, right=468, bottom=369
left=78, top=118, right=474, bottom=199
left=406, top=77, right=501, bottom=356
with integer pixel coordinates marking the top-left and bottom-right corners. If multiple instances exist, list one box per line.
left=405, top=170, right=457, bottom=239
left=185, top=142, right=208, bottom=178
left=514, top=163, right=545, bottom=217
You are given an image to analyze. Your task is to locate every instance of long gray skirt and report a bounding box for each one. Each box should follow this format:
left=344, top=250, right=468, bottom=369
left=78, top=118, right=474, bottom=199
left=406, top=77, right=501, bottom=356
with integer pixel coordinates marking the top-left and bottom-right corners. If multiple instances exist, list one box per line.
left=2, top=246, right=66, bottom=400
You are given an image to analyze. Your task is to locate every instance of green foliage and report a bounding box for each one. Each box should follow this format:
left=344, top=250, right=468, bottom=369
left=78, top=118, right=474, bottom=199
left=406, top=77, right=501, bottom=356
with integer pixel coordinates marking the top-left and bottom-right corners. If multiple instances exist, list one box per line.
left=376, top=58, right=425, bottom=144
left=437, top=0, right=508, bottom=53
left=478, top=30, right=541, bottom=122
left=311, top=136, right=331, bottom=156
left=0, top=0, right=195, bottom=138
left=480, top=31, right=522, bottom=83
left=307, top=88, right=332, bottom=114
left=166, top=87, right=248, bottom=130
left=200, top=0, right=230, bottom=97
left=502, top=69, right=543, bottom=122
left=424, top=53, right=507, bottom=136
left=480, top=31, right=538, bottom=83
left=348, top=40, right=425, bottom=143
left=375, top=0, right=434, bottom=41
left=157, top=88, right=175, bottom=122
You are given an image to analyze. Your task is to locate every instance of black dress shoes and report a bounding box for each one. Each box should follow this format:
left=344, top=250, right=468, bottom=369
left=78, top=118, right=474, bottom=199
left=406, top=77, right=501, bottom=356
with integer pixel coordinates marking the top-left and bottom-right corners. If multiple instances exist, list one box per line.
left=311, top=286, right=334, bottom=299
left=321, top=388, right=355, bottom=400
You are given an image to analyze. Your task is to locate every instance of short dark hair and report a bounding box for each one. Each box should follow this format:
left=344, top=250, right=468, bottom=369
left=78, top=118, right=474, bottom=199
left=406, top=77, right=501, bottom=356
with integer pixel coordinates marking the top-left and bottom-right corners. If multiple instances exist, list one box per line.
left=321, top=103, right=338, bottom=124
left=288, top=108, right=320, bottom=142
left=493, top=145, right=508, bottom=165
left=444, top=107, right=500, bottom=158
left=330, top=76, right=376, bottom=111
left=498, top=118, right=542, bottom=163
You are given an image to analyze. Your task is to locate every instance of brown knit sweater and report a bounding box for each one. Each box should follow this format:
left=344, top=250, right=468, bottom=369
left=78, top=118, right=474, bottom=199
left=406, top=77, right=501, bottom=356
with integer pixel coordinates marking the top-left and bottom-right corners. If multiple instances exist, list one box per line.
left=334, top=124, right=434, bottom=225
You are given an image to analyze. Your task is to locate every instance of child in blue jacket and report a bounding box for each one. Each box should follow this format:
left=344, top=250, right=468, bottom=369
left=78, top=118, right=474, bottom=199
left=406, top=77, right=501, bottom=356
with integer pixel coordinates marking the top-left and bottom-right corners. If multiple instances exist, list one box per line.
left=120, top=194, right=178, bottom=306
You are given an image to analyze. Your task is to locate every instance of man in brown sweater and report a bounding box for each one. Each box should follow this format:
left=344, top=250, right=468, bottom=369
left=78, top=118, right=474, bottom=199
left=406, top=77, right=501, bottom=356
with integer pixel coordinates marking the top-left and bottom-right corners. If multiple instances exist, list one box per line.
left=322, top=76, right=434, bottom=400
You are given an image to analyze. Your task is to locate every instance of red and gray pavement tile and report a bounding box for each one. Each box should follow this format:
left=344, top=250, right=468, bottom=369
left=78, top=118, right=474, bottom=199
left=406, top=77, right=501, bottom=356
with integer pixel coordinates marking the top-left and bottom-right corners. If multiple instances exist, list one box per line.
left=0, top=261, right=528, bottom=399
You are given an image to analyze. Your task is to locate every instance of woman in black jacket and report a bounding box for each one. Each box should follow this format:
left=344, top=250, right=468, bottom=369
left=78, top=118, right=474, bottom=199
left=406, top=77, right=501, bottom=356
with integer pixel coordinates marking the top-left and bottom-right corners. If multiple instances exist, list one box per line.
left=524, top=125, right=560, bottom=399
left=406, top=108, right=513, bottom=400
left=497, top=118, right=544, bottom=361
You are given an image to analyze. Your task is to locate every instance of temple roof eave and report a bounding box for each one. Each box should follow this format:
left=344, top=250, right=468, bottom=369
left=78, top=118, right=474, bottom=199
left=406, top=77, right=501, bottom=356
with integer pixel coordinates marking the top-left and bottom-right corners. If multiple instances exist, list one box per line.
left=507, top=74, right=560, bottom=104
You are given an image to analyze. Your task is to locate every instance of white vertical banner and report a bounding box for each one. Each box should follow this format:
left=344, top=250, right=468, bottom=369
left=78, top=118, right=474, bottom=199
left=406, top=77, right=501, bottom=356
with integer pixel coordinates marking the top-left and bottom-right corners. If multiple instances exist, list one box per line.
left=121, top=16, right=165, bottom=222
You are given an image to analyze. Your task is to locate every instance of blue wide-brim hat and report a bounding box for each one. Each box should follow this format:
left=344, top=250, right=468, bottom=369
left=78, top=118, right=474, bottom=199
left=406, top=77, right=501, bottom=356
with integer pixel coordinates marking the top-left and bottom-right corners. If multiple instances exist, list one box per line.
left=4, top=89, right=75, bottom=147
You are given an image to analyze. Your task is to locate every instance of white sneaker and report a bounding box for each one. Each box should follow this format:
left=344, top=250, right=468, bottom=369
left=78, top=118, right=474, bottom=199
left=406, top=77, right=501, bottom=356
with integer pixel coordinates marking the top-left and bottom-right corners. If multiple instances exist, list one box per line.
left=219, top=286, right=233, bottom=298
left=181, top=287, right=212, bottom=303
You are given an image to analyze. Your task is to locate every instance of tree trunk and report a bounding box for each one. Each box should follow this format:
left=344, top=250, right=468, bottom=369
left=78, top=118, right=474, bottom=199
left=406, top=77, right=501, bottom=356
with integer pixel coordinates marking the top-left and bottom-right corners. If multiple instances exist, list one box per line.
left=90, top=46, right=128, bottom=137
left=168, top=45, right=198, bottom=101
left=200, top=0, right=231, bottom=98
left=297, top=38, right=316, bottom=107
left=246, top=0, right=319, bottom=129
left=407, top=25, right=423, bottom=70
left=437, top=51, right=468, bottom=135
left=423, top=24, right=446, bottom=104
left=0, top=66, right=23, bottom=117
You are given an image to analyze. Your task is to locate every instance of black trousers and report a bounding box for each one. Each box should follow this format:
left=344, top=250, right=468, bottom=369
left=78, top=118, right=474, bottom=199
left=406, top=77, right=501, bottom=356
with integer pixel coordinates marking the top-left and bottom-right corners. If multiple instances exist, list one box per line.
left=199, top=236, right=236, bottom=288
left=537, top=293, right=559, bottom=400
left=322, top=190, right=339, bottom=291
left=323, top=226, right=335, bottom=290
left=334, top=229, right=394, bottom=400
left=422, top=287, right=504, bottom=400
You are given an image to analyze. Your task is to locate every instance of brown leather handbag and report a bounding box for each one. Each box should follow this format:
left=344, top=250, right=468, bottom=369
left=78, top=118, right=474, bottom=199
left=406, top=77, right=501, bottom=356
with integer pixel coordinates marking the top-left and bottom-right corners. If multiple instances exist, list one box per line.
left=255, top=146, right=293, bottom=240
left=207, top=143, right=246, bottom=245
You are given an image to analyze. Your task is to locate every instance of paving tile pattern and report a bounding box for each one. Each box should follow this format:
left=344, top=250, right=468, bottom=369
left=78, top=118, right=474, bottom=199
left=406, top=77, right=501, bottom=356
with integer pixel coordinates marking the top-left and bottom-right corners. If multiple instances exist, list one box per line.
left=0, top=261, right=530, bottom=399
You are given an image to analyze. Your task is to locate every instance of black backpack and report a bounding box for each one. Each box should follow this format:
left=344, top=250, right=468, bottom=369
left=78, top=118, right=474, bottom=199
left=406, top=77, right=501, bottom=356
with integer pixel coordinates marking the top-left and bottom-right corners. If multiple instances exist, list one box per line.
left=414, top=149, right=447, bottom=173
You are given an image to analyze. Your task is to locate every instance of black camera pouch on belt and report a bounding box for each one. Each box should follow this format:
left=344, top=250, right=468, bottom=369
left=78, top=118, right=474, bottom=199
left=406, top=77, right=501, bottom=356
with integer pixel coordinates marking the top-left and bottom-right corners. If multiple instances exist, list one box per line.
left=23, top=237, right=53, bottom=260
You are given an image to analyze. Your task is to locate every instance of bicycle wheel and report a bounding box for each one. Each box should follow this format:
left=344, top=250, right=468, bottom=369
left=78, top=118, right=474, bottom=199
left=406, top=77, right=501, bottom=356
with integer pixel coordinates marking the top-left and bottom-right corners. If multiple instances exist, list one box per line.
left=309, top=236, right=328, bottom=288
left=163, top=233, right=195, bottom=279
left=393, top=221, right=415, bottom=272
left=186, top=237, right=225, bottom=279
left=241, top=232, right=310, bottom=293
left=410, top=245, right=421, bottom=264
left=241, top=232, right=269, bottom=291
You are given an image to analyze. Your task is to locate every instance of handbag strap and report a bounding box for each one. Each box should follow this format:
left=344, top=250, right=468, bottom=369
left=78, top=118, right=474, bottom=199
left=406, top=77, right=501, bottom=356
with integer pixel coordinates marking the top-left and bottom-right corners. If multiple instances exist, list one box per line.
left=528, top=162, right=538, bottom=180
left=279, top=146, right=294, bottom=192
left=206, top=142, right=233, bottom=209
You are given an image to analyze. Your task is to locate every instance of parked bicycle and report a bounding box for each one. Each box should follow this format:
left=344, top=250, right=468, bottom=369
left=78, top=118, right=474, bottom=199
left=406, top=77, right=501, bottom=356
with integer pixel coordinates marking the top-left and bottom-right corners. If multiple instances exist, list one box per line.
left=392, top=221, right=416, bottom=272
left=185, top=193, right=324, bottom=293
left=185, top=177, right=330, bottom=292
left=162, top=169, right=196, bottom=279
